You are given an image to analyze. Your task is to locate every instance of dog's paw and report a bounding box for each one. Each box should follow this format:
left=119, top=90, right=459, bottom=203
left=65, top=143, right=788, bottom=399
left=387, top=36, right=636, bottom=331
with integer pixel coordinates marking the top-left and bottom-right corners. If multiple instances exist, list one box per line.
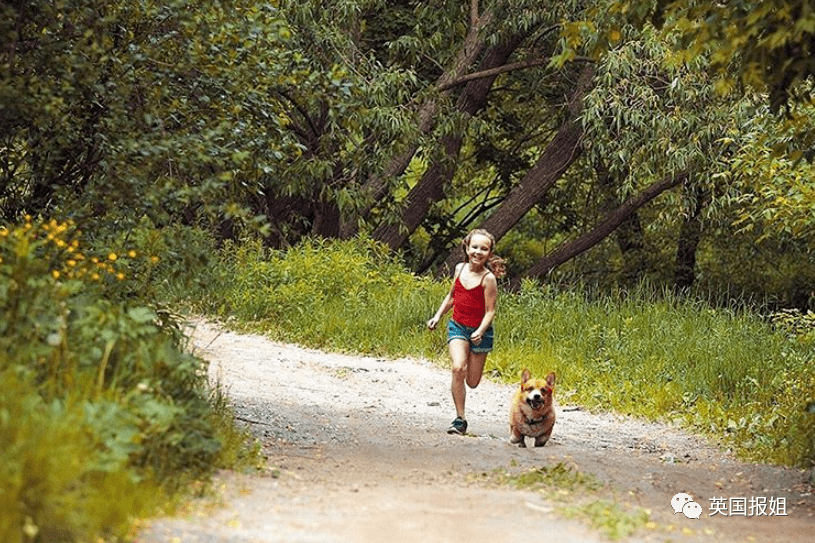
left=533, top=435, right=551, bottom=447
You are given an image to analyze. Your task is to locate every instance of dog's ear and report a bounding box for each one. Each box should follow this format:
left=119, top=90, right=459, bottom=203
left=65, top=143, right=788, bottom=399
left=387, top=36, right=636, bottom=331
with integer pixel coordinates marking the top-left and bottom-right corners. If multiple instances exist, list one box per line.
left=521, top=368, right=531, bottom=383
left=545, top=371, right=556, bottom=387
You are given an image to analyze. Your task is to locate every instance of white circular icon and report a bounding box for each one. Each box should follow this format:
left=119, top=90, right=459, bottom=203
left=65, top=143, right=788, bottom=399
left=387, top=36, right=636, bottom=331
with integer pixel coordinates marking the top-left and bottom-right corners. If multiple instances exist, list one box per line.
left=671, top=493, right=693, bottom=514
left=682, top=501, right=703, bottom=519
left=671, top=492, right=702, bottom=519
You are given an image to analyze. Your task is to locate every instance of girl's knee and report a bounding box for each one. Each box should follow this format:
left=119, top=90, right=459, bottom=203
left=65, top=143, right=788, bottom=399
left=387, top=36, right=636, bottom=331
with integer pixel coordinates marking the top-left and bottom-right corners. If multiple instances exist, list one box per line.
left=452, top=363, right=467, bottom=380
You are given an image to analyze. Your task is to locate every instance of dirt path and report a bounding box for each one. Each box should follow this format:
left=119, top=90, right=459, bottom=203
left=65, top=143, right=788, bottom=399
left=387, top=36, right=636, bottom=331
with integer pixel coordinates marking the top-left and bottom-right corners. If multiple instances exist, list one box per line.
left=135, top=320, right=814, bottom=543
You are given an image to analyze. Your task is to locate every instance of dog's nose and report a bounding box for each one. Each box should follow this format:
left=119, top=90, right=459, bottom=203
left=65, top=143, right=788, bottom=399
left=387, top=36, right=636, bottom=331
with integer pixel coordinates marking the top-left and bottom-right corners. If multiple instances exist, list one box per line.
left=531, top=393, right=541, bottom=401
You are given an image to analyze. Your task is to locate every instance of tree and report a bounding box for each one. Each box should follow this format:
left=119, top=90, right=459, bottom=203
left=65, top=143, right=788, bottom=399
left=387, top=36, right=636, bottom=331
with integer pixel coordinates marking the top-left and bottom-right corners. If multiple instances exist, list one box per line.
left=0, top=0, right=301, bottom=232
left=522, top=171, right=688, bottom=281
left=576, top=1, right=815, bottom=113
left=729, top=117, right=815, bottom=250
left=564, top=1, right=815, bottom=229
left=437, top=30, right=755, bottom=285
left=371, top=31, right=528, bottom=250
left=440, top=64, right=594, bottom=269
left=365, top=2, right=572, bottom=250
left=5, top=0, right=810, bottom=299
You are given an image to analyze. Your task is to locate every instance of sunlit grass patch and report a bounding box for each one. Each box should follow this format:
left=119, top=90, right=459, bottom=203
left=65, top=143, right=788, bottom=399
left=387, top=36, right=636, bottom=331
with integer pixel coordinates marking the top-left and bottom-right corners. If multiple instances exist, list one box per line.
left=486, top=462, right=649, bottom=540
left=498, top=462, right=604, bottom=493
left=560, top=499, right=651, bottom=541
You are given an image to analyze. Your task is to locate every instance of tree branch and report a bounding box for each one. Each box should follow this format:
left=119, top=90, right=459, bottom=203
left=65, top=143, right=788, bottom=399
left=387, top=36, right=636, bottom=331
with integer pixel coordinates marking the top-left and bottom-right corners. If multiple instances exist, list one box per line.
left=437, top=56, right=550, bottom=92
left=521, top=171, right=689, bottom=281
left=435, top=25, right=591, bottom=92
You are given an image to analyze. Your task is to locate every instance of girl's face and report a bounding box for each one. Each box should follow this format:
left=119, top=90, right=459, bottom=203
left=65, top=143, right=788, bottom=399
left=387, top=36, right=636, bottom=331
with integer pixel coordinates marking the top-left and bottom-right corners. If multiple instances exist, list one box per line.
left=466, top=234, right=493, bottom=265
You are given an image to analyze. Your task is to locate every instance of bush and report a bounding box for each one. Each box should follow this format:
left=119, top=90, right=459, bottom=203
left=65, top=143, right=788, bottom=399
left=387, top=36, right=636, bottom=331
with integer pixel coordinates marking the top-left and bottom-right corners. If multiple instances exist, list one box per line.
left=0, top=218, right=256, bottom=542
left=0, top=371, right=162, bottom=543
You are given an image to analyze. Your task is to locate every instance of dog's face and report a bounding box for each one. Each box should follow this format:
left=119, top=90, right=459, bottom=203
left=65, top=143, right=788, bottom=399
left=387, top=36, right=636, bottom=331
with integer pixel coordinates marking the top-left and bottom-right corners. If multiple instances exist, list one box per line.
left=509, top=368, right=557, bottom=447
left=518, top=369, right=555, bottom=412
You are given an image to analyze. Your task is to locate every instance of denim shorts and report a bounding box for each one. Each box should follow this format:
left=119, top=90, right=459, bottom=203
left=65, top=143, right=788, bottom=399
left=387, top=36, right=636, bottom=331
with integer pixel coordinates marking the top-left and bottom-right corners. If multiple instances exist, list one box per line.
left=447, top=319, right=494, bottom=353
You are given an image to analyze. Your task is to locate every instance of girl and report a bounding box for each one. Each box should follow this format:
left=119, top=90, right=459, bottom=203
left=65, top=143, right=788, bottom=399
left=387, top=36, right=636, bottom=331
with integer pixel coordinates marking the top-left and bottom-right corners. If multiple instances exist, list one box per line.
left=427, top=229, right=501, bottom=435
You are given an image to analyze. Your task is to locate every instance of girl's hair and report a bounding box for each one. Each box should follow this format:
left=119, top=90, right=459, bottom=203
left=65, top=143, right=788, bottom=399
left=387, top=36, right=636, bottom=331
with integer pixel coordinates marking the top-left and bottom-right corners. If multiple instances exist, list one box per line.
left=461, top=229, right=506, bottom=279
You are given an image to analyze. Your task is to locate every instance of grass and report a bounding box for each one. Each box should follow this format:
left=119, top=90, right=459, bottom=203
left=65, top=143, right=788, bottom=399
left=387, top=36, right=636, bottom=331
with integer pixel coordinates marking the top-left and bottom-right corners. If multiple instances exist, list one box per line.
left=488, top=462, right=650, bottom=540
left=560, top=500, right=652, bottom=540
left=197, top=236, right=815, bottom=469
left=499, top=462, right=604, bottom=492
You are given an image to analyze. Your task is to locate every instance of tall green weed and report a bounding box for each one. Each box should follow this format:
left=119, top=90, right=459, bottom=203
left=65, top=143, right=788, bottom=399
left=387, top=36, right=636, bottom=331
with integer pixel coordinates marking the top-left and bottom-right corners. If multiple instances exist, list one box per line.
left=204, top=237, right=814, bottom=468
left=0, top=371, right=162, bottom=543
left=208, top=237, right=445, bottom=357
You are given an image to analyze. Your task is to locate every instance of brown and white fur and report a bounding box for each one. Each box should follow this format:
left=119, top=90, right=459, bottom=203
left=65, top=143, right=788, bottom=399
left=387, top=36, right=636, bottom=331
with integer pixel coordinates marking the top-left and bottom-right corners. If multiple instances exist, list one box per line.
left=509, top=369, right=556, bottom=448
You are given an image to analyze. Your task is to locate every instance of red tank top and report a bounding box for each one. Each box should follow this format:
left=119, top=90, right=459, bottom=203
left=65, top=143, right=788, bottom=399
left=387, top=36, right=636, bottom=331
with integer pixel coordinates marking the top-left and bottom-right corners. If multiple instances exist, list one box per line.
left=452, top=271, right=486, bottom=328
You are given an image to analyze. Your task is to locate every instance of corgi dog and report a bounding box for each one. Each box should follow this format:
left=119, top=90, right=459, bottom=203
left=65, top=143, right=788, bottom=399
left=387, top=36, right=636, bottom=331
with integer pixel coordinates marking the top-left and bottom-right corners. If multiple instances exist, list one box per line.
left=509, top=369, right=556, bottom=448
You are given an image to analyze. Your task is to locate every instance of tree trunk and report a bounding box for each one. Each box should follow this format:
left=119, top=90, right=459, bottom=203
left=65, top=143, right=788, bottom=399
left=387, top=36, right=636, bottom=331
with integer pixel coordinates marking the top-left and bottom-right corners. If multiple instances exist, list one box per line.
left=372, top=33, right=526, bottom=250
left=372, top=134, right=462, bottom=249
left=341, top=9, right=496, bottom=237
left=313, top=198, right=342, bottom=239
left=478, top=118, right=582, bottom=238
left=595, top=160, right=646, bottom=284
left=673, top=181, right=709, bottom=291
left=520, top=172, right=688, bottom=282
left=437, top=65, right=595, bottom=275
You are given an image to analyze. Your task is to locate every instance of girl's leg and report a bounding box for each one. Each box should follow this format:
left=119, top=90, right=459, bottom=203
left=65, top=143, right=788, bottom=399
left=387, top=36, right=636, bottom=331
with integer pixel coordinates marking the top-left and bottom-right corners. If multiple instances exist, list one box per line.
left=466, top=351, right=488, bottom=389
left=448, top=339, right=470, bottom=419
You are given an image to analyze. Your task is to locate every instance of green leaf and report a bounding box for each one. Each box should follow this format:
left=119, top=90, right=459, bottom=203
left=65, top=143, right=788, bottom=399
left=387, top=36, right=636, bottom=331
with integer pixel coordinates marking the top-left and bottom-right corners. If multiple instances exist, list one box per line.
left=127, top=306, right=157, bottom=324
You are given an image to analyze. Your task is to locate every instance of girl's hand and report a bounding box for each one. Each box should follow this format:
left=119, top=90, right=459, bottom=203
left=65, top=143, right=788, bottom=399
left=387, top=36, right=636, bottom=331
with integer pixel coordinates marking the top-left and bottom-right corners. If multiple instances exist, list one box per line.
left=470, top=331, right=483, bottom=345
left=427, top=317, right=439, bottom=330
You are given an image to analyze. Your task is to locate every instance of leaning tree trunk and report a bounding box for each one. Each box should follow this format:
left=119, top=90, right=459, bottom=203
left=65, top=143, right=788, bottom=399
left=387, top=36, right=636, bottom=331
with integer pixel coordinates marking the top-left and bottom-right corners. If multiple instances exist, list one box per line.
left=372, top=33, right=527, bottom=250
left=340, top=8, right=496, bottom=238
left=437, top=65, right=595, bottom=275
left=520, top=172, right=689, bottom=282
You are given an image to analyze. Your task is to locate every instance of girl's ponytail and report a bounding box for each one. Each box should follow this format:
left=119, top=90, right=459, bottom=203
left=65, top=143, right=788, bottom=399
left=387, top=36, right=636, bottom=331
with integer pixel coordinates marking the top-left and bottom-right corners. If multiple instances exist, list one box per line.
left=487, top=255, right=506, bottom=279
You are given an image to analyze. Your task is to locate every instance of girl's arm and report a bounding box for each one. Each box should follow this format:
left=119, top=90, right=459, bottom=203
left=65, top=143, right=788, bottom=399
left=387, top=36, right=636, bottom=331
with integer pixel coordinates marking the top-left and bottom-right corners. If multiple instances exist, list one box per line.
left=471, top=272, right=497, bottom=342
left=427, top=264, right=461, bottom=330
